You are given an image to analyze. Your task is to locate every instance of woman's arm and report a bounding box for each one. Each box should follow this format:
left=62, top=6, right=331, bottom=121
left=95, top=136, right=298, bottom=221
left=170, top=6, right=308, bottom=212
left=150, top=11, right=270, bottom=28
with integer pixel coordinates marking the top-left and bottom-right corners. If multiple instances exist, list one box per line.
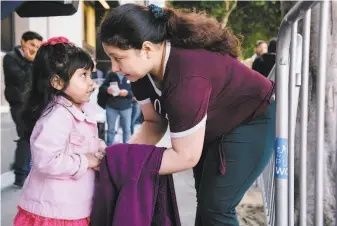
left=128, top=102, right=168, bottom=145
left=128, top=101, right=204, bottom=174
left=159, top=124, right=205, bottom=175
left=157, top=76, right=211, bottom=174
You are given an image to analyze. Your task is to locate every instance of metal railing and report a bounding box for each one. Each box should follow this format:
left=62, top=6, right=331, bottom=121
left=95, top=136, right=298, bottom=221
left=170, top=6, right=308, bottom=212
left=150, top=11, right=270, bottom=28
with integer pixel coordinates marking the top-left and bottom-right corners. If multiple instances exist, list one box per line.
left=258, top=1, right=330, bottom=226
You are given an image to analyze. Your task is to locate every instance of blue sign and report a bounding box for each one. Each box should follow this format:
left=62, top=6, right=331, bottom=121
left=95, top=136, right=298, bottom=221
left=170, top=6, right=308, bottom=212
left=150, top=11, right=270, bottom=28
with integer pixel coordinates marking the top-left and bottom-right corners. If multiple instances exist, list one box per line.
left=275, top=137, right=288, bottom=179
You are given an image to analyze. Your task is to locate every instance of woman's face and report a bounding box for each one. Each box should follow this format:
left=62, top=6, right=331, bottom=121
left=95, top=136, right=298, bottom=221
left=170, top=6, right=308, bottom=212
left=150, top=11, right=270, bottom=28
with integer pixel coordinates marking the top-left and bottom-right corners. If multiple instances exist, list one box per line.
left=102, top=43, right=154, bottom=82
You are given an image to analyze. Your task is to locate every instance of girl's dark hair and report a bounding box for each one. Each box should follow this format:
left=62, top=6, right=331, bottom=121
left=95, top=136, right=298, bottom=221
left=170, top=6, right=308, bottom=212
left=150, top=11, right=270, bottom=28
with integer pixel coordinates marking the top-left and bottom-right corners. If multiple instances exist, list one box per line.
left=22, top=42, right=94, bottom=140
left=99, top=4, right=241, bottom=57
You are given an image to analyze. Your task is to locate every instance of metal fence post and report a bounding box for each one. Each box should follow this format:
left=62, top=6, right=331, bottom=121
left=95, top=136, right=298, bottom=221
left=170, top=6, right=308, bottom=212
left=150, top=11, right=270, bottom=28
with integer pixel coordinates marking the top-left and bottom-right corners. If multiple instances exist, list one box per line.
left=315, top=1, right=329, bottom=225
left=300, top=8, right=311, bottom=226
left=275, top=19, right=290, bottom=226
left=288, top=21, right=298, bottom=226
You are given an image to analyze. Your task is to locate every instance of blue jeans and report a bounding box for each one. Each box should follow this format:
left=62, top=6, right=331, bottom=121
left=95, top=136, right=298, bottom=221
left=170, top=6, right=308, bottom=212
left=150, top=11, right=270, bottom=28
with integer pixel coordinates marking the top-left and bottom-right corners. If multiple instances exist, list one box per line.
left=131, top=102, right=141, bottom=135
left=106, top=106, right=132, bottom=145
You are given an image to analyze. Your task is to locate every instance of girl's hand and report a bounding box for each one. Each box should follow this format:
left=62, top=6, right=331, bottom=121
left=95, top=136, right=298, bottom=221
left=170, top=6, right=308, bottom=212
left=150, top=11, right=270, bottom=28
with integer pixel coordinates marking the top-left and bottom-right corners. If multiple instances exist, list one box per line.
left=91, top=140, right=106, bottom=171
left=85, top=153, right=101, bottom=169
left=95, top=151, right=105, bottom=161
left=93, top=151, right=106, bottom=171
left=98, top=139, right=107, bottom=153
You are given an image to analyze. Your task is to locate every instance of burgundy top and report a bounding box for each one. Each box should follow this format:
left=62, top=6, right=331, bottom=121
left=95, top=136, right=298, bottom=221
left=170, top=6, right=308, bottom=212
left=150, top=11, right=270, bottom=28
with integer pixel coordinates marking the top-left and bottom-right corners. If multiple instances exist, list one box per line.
left=132, top=42, right=275, bottom=146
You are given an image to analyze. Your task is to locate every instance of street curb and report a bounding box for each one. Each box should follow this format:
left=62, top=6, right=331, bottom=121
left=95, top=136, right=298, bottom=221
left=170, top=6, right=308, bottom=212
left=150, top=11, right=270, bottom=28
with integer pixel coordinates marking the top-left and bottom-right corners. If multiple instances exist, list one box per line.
left=1, top=170, right=14, bottom=190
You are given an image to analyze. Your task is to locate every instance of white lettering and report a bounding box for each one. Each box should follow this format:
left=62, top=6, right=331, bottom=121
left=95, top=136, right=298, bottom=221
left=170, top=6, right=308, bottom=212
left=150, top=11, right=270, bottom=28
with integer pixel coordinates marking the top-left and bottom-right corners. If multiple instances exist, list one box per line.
left=277, top=145, right=287, bottom=154
left=276, top=167, right=288, bottom=176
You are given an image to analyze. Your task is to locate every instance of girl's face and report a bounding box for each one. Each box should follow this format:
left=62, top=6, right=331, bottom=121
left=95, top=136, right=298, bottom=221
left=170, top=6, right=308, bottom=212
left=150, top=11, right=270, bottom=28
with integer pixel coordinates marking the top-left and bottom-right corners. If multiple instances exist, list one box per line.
left=64, top=68, right=95, bottom=104
left=102, top=42, right=159, bottom=82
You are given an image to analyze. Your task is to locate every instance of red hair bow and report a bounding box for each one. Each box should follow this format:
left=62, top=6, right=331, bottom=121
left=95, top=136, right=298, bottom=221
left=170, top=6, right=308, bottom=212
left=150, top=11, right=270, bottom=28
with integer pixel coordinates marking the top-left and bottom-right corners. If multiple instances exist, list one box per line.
left=41, top=36, right=73, bottom=46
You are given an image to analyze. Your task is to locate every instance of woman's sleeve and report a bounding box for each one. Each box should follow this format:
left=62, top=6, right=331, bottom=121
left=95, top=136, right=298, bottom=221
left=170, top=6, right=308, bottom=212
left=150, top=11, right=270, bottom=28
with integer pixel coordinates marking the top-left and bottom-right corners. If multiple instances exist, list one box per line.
left=164, top=76, right=212, bottom=138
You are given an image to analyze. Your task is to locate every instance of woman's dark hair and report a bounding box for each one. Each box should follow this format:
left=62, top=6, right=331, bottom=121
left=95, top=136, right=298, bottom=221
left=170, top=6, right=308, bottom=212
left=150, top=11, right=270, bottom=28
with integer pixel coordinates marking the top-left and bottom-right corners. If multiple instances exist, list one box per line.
left=99, top=4, right=242, bottom=57
left=22, top=41, right=94, bottom=140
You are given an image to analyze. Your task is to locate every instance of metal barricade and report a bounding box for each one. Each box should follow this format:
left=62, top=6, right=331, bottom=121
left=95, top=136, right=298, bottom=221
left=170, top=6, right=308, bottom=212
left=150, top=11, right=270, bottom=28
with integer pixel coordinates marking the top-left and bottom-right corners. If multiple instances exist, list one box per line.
left=258, top=1, right=330, bottom=225
left=258, top=153, right=275, bottom=226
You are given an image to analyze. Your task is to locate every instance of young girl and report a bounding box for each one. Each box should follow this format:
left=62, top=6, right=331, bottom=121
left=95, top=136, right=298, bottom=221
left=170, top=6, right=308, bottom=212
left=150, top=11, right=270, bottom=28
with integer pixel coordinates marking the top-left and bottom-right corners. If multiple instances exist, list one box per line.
left=14, top=36, right=106, bottom=226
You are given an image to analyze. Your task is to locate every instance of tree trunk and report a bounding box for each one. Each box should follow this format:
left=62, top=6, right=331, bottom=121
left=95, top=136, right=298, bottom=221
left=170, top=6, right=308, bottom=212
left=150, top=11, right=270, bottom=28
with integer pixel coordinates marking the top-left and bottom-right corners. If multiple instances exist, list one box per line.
left=220, top=0, right=237, bottom=28
left=281, top=1, right=337, bottom=225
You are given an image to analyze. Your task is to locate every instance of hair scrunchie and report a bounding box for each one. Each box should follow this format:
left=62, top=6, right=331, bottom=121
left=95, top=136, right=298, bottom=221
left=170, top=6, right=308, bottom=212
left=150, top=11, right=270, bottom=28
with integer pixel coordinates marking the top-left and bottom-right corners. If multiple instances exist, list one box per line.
left=147, top=4, right=168, bottom=20
left=41, top=36, right=73, bottom=47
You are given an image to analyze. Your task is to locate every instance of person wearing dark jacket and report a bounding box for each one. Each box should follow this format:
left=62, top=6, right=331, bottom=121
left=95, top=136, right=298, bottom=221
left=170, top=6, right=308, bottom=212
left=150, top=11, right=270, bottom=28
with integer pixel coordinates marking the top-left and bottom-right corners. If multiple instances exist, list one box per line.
left=3, top=31, right=43, bottom=188
left=252, top=38, right=277, bottom=78
left=100, top=71, right=133, bottom=145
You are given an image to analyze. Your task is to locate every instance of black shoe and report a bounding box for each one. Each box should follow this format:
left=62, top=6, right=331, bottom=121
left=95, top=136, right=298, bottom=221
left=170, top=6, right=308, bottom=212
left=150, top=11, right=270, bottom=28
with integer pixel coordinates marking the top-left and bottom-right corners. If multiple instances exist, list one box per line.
left=13, top=179, right=25, bottom=189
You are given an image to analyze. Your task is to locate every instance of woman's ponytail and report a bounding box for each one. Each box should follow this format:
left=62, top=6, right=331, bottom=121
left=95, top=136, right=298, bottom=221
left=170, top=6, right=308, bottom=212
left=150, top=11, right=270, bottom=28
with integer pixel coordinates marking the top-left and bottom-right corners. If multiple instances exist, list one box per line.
left=166, top=8, right=242, bottom=57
